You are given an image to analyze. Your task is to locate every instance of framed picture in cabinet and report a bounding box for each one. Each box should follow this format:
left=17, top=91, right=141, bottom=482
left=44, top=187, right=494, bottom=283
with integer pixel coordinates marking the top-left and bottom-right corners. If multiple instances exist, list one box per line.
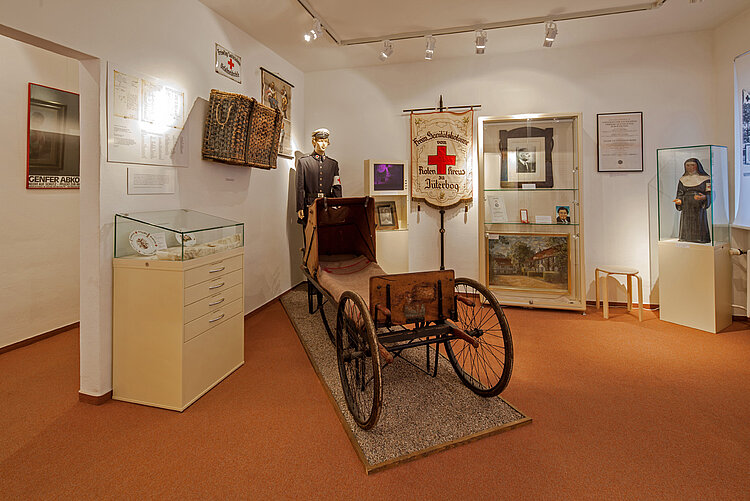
left=519, top=209, right=529, bottom=224
left=375, top=201, right=398, bottom=230
left=486, top=232, right=570, bottom=293
left=500, top=127, right=554, bottom=188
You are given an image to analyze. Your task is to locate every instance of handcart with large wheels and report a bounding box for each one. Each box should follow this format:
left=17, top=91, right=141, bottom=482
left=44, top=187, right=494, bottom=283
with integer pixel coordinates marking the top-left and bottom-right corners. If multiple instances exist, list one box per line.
left=302, top=196, right=513, bottom=430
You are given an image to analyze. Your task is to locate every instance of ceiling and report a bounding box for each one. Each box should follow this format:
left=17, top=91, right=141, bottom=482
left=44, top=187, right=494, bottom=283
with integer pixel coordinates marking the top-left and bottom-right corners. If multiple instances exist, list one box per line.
left=199, top=0, right=750, bottom=72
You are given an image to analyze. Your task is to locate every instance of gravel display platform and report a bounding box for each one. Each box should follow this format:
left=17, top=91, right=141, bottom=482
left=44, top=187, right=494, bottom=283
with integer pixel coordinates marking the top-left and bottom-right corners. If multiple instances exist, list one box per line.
left=280, top=284, right=531, bottom=474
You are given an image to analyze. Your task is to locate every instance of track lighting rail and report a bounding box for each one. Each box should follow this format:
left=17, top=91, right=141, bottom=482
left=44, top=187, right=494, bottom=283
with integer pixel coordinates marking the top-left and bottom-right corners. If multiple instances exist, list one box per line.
left=296, top=0, right=667, bottom=46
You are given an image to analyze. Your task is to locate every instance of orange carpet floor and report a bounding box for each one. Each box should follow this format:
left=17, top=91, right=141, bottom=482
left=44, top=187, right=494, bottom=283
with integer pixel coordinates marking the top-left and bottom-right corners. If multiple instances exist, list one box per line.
left=1, top=300, right=749, bottom=499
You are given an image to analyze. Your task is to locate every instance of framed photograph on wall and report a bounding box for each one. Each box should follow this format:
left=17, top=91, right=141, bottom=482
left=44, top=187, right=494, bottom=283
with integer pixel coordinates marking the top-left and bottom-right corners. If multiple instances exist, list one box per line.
left=500, top=127, right=554, bottom=188
left=375, top=201, right=398, bottom=230
left=260, top=67, right=294, bottom=158
left=486, top=232, right=570, bottom=293
left=597, top=111, right=643, bottom=172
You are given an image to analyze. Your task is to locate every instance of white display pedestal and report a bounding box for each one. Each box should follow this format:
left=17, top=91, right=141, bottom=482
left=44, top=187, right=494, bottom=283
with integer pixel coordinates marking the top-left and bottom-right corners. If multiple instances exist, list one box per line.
left=364, top=160, right=410, bottom=274
left=376, top=229, right=409, bottom=274
left=658, top=240, right=732, bottom=333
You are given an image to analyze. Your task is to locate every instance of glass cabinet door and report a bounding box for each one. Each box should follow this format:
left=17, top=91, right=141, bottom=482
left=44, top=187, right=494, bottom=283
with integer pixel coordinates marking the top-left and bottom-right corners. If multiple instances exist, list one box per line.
left=478, top=114, right=585, bottom=310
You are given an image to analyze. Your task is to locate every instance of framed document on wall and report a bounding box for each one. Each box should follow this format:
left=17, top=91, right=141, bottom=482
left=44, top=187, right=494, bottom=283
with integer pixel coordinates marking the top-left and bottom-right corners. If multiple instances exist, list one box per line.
left=597, top=112, right=643, bottom=172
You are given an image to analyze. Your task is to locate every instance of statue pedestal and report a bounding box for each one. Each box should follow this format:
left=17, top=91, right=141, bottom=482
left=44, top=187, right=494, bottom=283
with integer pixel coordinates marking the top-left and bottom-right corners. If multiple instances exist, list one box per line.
left=657, top=240, right=732, bottom=333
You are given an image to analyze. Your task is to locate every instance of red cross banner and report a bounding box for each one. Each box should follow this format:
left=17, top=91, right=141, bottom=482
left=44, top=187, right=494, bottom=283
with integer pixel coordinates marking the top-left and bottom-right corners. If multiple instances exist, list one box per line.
left=410, top=110, right=473, bottom=208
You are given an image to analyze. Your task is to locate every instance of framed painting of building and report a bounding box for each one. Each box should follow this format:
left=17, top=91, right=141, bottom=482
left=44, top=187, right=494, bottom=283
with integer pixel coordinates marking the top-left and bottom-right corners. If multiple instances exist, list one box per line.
left=486, top=232, right=571, bottom=293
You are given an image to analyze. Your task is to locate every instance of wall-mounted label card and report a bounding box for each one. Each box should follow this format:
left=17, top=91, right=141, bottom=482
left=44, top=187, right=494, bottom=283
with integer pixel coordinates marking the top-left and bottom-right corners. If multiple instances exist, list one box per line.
left=127, top=166, right=175, bottom=194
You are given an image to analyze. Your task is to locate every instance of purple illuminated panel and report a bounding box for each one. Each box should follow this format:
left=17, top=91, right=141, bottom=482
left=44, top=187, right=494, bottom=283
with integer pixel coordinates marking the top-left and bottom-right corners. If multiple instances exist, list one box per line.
left=373, top=163, right=404, bottom=191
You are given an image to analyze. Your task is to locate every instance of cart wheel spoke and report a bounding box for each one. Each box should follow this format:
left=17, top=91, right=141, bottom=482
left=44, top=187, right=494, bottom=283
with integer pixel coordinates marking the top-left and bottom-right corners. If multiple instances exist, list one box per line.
left=445, top=278, right=514, bottom=397
left=335, top=291, right=383, bottom=429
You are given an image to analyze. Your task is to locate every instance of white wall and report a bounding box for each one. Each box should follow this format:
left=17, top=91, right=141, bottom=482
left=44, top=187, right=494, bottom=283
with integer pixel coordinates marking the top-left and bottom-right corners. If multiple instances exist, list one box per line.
left=0, top=36, right=80, bottom=349
left=712, top=7, right=750, bottom=316
left=305, top=31, right=716, bottom=304
left=0, top=0, right=305, bottom=395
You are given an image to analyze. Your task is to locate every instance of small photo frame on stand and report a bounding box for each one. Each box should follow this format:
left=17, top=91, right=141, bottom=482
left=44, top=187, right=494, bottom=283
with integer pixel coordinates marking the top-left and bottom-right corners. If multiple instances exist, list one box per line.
left=375, top=201, right=398, bottom=230
left=555, top=205, right=571, bottom=224
left=520, top=209, right=529, bottom=224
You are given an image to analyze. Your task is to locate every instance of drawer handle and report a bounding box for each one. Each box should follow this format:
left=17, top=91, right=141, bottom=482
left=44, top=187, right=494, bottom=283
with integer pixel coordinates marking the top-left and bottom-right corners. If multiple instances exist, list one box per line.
left=208, top=297, right=225, bottom=307
left=209, top=266, right=225, bottom=273
left=209, top=313, right=225, bottom=323
left=208, top=281, right=225, bottom=290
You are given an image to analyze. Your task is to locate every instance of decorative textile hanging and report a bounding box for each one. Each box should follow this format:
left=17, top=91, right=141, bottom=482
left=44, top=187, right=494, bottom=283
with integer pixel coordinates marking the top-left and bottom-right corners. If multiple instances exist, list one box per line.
left=410, top=110, right=473, bottom=209
left=202, top=89, right=282, bottom=169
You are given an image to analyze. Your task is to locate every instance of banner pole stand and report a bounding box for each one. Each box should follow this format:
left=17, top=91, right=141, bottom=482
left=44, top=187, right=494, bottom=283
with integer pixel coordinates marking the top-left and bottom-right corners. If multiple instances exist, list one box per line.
left=440, top=209, right=446, bottom=270
left=438, top=95, right=446, bottom=270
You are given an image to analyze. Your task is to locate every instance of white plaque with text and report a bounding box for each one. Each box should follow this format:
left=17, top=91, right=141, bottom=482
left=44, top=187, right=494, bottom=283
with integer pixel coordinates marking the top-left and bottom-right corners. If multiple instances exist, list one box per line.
left=127, top=166, right=176, bottom=194
left=597, top=112, right=643, bottom=172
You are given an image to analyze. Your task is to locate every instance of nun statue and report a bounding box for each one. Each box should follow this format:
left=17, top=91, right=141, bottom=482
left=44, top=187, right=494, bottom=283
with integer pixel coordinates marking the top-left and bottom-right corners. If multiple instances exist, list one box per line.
left=672, top=157, right=711, bottom=243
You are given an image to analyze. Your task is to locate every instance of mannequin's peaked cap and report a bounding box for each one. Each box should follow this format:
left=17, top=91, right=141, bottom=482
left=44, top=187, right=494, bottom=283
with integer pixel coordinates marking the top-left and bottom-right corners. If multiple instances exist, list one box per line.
left=311, top=128, right=330, bottom=139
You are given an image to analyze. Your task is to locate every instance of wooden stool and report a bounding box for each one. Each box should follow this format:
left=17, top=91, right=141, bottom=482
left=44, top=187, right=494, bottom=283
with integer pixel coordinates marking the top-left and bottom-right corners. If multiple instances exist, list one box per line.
left=595, top=265, right=643, bottom=321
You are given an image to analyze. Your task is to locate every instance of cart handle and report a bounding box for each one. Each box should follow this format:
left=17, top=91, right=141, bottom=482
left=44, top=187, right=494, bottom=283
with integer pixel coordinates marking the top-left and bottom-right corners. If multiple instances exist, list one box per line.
left=445, top=319, right=480, bottom=349
left=377, top=341, right=394, bottom=365
left=456, top=294, right=476, bottom=307
left=375, top=304, right=391, bottom=318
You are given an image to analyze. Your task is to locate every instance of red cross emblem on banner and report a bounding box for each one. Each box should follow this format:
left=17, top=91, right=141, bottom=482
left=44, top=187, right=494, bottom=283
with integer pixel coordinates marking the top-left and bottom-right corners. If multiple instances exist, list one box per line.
left=228, top=59, right=235, bottom=70
left=428, top=145, right=456, bottom=175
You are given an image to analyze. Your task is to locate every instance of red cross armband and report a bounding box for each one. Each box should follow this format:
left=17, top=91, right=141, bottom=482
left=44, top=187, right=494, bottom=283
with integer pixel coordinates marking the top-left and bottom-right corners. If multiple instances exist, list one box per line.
left=333, top=175, right=341, bottom=186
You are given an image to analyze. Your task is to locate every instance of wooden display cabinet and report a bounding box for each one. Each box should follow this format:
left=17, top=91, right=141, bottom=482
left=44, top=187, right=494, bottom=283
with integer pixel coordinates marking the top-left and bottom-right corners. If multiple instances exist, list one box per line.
left=478, top=113, right=586, bottom=311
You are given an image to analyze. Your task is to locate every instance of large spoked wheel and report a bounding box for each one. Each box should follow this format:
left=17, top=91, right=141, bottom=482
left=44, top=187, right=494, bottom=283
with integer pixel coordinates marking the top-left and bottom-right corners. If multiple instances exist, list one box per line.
left=446, top=278, right=513, bottom=397
left=335, top=291, right=383, bottom=430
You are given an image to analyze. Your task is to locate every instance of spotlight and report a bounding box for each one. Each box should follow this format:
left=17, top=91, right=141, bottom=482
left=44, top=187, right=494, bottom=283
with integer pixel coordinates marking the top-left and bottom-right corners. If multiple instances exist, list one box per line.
left=304, top=19, right=323, bottom=43
left=543, top=21, right=557, bottom=48
left=425, top=35, right=436, bottom=60
left=379, top=40, right=393, bottom=61
left=475, top=30, right=487, bottom=55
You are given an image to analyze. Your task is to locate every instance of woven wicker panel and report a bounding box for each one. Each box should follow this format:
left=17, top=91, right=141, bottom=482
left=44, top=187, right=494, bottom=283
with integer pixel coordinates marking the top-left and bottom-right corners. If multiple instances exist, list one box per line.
left=202, top=89, right=252, bottom=165
left=245, top=98, right=283, bottom=170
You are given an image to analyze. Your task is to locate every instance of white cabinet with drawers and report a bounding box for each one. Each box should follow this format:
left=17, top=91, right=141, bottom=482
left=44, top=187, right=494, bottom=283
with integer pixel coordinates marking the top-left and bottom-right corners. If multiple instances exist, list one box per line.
left=113, top=246, right=245, bottom=411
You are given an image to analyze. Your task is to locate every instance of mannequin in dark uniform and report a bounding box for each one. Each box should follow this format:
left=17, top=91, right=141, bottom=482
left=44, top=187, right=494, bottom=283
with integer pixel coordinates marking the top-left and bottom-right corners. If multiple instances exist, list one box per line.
left=296, top=128, right=342, bottom=223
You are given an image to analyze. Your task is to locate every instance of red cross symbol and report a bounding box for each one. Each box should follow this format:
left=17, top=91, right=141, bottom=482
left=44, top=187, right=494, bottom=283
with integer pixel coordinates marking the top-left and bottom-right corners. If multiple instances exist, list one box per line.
left=228, top=59, right=234, bottom=70
left=428, top=145, right=456, bottom=175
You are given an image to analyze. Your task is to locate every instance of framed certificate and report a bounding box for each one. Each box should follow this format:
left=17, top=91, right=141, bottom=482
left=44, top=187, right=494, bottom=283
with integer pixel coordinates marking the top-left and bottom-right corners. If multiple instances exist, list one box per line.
left=597, top=112, right=643, bottom=172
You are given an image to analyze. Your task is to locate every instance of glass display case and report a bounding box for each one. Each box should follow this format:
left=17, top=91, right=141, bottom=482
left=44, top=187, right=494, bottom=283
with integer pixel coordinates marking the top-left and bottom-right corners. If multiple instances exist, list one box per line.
left=656, top=145, right=729, bottom=246
left=478, top=113, right=585, bottom=311
left=114, top=209, right=244, bottom=260
left=656, top=145, right=732, bottom=333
